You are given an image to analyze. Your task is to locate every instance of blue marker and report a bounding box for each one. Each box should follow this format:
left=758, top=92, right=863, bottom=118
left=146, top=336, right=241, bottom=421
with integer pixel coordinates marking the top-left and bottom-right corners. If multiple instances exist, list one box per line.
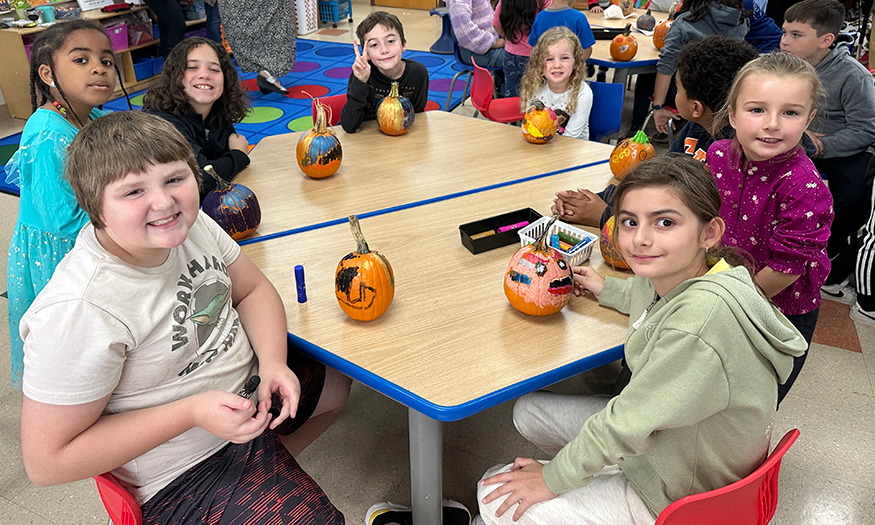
left=295, top=265, right=307, bottom=303
left=568, top=236, right=593, bottom=255
left=551, top=234, right=561, bottom=249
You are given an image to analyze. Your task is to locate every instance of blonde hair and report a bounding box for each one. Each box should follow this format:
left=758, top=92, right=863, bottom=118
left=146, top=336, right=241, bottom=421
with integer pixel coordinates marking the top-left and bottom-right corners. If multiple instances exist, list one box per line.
left=65, top=112, right=202, bottom=229
left=518, top=27, right=588, bottom=113
left=712, top=52, right=826, bottom=137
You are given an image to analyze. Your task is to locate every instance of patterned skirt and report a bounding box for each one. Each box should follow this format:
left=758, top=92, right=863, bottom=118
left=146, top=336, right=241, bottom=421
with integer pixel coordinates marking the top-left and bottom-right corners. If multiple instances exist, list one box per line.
left=218, top=0, right=297, bottom=75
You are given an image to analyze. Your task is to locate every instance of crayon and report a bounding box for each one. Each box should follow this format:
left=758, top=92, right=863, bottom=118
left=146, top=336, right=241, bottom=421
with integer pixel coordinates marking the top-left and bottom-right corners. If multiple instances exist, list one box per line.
left=471, top=230, right=496, bottom=240
left=557, top=230, right=582, bottom=245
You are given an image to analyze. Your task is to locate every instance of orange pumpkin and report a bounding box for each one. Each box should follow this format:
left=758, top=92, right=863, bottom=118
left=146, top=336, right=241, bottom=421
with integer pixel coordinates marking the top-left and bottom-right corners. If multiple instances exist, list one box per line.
left=599, top=216, right=631, bottom=270
left=335, top=215, right=395, bottom=321
left=521, top=99, right=558, bottom=144
left=653, top=9, right=676, bottom=50
left=296, top=100, right=342, bottom=179
left=504, top=218, right=573, bottom=316
left=376, top=81, right=415, bottom=136
left=636, top=8, right=656, bottom=31
left=610, top=24, right=638, bottom=62
left=609, top=130, right=655, bottom=179
left=618, top=0, right=635, bottom=16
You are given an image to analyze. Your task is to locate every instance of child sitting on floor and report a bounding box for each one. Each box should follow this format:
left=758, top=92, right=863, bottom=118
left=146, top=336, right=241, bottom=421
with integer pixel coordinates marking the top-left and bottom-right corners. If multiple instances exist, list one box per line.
left=340, top=11, right=429, bottom=133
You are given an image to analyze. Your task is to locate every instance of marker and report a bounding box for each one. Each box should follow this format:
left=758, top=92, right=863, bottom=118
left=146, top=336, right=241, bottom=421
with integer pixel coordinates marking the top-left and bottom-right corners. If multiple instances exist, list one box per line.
left=568, top=236, right=593, bottom=254
left=551, top=234, right=561, bottom=249
left=497, top=220, right=529, bottom=233
left=237, top=375, right=260, bottom=399
left=557, top=230, right=582, bottom=245
left=268, top=392, right=282, bottom=421
left=295, top=265, right=307, bottom=303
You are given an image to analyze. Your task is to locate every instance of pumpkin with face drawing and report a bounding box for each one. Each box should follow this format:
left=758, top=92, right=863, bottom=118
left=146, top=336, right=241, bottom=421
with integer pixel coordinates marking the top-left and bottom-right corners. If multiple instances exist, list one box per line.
left=504, top=218, right=573, bottom=316
left=335, top=216, right=395, bottom=321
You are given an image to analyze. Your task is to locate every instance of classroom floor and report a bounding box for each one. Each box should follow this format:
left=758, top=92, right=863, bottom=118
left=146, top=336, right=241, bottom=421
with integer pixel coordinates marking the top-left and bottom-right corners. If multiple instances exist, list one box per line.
left=1, top=2, right=875, bottom=524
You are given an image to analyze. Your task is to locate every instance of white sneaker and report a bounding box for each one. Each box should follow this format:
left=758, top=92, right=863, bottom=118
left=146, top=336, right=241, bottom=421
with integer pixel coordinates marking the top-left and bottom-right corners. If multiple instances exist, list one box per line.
left=821, top=281, right=858, bottom=305
left=366, top=500, right=471, bottom=525
left=850, top=302, right=875, bottom=327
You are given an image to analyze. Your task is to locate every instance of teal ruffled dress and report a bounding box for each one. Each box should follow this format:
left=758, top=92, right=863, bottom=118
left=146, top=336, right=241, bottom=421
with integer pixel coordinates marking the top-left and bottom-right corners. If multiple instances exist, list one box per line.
left=6, top=108, right=106, bottom=389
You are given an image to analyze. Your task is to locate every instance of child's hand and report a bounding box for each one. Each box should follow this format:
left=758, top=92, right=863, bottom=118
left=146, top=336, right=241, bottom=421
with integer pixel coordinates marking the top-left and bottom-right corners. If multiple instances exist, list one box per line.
left=653, top=108, right=677, bottom=135
left=572, top=266, right=605, bottom=299
left=352, top=41, right=371, bottom=83
left=493, top=38, right=505, bottom=49
left=228, top=133, right=249, bottom=153
left=480, top=458, right=558, bottom=521
left=258, top=366, right=302, bottom=430
left=191, top=390, right=270, bottom=443
left=805, top=130, right=825, bottom=157
left=590, top=5, right=603, bottom=14
left=551, top=189, right=607, bottom=228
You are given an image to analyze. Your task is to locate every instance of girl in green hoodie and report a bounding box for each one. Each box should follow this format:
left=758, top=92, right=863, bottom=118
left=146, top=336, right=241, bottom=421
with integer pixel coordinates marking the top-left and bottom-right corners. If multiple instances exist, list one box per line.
left=476, top=154, right=806, bottom=525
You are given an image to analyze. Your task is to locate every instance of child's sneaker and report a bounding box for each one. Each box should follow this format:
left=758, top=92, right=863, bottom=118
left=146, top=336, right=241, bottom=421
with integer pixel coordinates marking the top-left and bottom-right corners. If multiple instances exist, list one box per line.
left=821, top=281, right=857, bottom=305
left=366, top=500, right=471, bottom=525
left=850, top=302, right=875, bottom=327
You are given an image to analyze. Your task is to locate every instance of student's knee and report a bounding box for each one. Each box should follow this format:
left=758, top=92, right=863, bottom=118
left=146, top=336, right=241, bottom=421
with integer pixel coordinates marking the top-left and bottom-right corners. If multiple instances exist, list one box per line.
left=512, top=393, right=542, bottom=442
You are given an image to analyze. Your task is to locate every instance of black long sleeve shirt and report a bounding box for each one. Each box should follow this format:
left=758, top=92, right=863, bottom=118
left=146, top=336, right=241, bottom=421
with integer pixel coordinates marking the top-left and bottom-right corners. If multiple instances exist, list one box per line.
left=340, top=59, right=429, bottom=133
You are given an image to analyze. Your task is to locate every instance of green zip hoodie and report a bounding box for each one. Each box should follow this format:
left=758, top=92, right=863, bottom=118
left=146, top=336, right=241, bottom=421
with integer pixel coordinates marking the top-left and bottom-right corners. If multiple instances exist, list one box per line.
left=541, top=263, right=806, bottom=517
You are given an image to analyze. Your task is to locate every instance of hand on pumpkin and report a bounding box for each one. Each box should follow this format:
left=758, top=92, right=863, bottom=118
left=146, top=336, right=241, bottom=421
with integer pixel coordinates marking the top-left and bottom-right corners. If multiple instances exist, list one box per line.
left=481, top=458, right=558, bottom=521
left=551, top=189, right=606, bottom=228
left=352, top=41, right=371, bottom=83
left=191, top=390, right=270, bottom=443
left=572, top=266, right=604, bottom=299
left=228, top=133, right=250, bottom=153
left=653, top=108, right=676, bottom=135
left=258, top=365, right=302, bottom=429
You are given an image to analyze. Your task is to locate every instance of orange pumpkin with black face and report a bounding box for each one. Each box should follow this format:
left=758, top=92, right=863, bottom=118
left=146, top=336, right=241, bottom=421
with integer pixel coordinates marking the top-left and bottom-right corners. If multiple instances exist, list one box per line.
left=653, top=10, right=676, bottom=50
left=335, top=216, right=395, bottom=321
left=610, top=24, right=638, bottom=62
left=609, top=130, right=655, bottom=179
left=600, top=215, right=631, bottom=270
left=521, top=99, right=558, bottom=144
left=504, top=218, right=573, bottom=316
left=296, top=100, right=342, bottom=179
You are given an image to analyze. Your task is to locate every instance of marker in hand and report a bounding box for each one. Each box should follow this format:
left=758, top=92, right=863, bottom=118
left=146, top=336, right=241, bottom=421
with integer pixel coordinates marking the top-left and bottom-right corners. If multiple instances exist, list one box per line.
left=236, top=375, right=260, bottom=399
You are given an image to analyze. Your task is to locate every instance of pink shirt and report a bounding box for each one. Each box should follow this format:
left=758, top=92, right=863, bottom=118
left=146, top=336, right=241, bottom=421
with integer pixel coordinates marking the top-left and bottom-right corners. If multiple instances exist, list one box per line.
left=706, top=139, right=833, bottom=315
left=493, top=0, right=551, bottom=57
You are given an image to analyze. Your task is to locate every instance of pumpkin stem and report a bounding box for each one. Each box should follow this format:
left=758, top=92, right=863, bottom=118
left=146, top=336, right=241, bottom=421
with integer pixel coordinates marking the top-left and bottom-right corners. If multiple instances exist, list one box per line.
left=388, top=82, right=400, bottom=98
left=630, top=130, right=651, bottom=145
left=528, top=98, right=546, bottom=112
left=348, top=215, right=371, bottom=254
left=533, top=217, right=559, bottom=253
left=645, top=8, right=652, bottom=15
left=204, top=165, right=230, bottom=192
left=314, top=100, right=328, bottom=133
left=623, top=23, right=632, bottom=36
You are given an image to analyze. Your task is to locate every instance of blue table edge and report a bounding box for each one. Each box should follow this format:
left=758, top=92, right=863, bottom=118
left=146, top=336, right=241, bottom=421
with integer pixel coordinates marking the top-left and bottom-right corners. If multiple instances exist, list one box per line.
left=288, top=332, right=625, bottom=422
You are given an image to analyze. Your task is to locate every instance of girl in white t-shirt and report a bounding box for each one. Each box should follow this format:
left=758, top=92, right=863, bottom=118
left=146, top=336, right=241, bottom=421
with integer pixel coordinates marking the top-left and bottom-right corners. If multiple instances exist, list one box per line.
left=519, top=26, right=593, bottom=140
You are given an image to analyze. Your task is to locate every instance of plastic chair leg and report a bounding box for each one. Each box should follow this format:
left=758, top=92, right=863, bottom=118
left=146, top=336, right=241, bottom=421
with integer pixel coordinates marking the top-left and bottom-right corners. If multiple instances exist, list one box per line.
left=445, top=70, right=472, bottom=111
left=429, top=13, right=454, bottom=54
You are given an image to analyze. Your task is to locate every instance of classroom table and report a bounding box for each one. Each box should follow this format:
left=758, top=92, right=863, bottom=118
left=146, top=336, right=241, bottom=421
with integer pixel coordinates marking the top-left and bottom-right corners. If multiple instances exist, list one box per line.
left=234, top=111, right=614, bottom=241
left=241, top=152, right=632, bottom=525
left=585, top=9, right=667, bottom=86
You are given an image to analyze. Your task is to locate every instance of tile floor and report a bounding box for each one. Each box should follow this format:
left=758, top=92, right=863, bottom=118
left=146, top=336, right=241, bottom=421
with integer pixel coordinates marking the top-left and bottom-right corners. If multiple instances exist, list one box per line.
left=1, top=2, right=875, bottom=524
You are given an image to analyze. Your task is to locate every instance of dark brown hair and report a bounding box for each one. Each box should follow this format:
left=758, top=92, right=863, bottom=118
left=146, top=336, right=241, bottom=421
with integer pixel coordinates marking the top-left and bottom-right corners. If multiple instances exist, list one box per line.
left=142, top=37, right=249, bottom=126
left=784, top=0, right=844, bottom=37
left=66, top=111, right=201, bottom=229
left=356, top=11, right=406, bottom=46
left=675, top=35, right=757, bottom=112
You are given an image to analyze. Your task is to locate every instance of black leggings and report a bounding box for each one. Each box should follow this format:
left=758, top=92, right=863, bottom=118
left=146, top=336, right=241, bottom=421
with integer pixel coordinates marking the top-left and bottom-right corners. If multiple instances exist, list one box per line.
left=144, top=0, right=187, bottom=58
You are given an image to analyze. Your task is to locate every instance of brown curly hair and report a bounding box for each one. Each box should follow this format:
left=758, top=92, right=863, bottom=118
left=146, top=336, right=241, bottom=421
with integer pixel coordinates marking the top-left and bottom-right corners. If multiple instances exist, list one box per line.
left=518, top=27, right=588, bottom=114
left=142, top=37, right=250, bottom=126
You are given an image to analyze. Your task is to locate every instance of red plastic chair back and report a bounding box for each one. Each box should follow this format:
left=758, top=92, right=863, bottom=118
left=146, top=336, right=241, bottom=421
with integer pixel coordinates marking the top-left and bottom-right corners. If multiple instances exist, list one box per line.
left=94, top=473, right=143, bottom=525
left=470, top=59, right=525, bottom=124
left=655, top=429, right=800, bottom=525
left=311, top=94, right=346, bottom=127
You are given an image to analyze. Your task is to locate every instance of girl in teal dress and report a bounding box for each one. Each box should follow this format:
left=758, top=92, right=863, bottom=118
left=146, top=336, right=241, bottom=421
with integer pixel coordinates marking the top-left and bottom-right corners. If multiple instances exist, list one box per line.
left=6, top=20, right=119, bottom=388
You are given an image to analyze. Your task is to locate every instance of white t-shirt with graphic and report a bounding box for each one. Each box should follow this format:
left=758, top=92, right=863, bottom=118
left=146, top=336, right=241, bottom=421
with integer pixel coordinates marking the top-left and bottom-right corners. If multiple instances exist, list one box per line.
left=22, top=210, right=257, bottom=504
left=532, top=82, right=593, bottom=140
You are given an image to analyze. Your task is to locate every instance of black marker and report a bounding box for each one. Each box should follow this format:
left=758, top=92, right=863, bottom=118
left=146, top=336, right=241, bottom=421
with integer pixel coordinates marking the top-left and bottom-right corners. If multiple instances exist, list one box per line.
left=236, top=375, right=260, bottom=399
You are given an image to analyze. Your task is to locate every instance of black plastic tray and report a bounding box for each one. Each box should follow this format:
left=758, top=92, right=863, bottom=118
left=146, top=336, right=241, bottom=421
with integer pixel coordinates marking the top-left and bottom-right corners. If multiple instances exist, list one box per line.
left=459, top=208, right=543, bottom=254
left=592, top=27, right=625, bottom=40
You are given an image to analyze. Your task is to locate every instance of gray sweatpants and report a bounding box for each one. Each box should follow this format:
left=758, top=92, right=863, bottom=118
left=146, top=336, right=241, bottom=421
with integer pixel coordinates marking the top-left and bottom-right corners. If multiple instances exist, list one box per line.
left=476, top=392, right=656, bottom=525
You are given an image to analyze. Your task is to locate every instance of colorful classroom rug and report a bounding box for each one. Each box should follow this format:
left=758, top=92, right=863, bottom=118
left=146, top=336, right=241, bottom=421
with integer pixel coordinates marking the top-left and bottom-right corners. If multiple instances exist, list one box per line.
left=0, top=38, right=472, bottom=197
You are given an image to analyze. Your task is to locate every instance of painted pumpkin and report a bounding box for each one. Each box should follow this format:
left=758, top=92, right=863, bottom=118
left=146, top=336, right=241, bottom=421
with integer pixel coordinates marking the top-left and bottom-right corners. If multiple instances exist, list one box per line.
left=376, top=81, right=415, bottom=136
left=610, top=24, right=638, bottom=62
left=636, top=8, right=656, bottom=31
left=296, top=100, right=342, bottom=179
left=521, top=99, right=558, bottom=144
left=609, top=130, right=655, bottom=179
left=335, top=215, right=395, bottom=321
left=618, top=0, right=635, bottom=16
left=202, top=165, right=261, bottom=240
left=599, top=215, right=631, bottom=270
left=504, top=218, right=573, bottom=316
left=653, top=9, right=676, bottom=50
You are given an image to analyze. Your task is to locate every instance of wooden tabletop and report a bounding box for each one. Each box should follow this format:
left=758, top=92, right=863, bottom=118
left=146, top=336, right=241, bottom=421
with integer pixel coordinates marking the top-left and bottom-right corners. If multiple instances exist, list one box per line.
left=585, top=9, right=665, bottom=66
left=242, top=161, right=631, bottom=412
left=236, top=111, right=614, bottom=240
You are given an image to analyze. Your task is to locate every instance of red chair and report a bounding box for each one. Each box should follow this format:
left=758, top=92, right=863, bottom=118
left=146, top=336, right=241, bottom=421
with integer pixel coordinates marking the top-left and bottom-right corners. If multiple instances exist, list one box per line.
left=310, top=96, right=441, bottom=127
left=470, top=59, right=524, bottom=124
left=655, top=429, right=800, bottom=525
left=94, top=473, right=142, bottom=525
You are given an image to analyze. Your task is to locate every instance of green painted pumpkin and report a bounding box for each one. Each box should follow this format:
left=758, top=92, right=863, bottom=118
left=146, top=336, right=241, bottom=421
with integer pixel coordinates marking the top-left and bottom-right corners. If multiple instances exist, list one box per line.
left=376, top=82, right=415, bottom=136
left=296, top=100, right=342, bottom=179
left=599, top=215, right=631, bottom=270
left=202, top=165, right=262, bottom=240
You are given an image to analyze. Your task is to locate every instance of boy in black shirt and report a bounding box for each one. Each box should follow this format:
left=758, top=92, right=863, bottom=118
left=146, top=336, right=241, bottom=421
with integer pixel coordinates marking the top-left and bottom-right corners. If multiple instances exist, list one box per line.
left=340, top=12, right=430, bottom=133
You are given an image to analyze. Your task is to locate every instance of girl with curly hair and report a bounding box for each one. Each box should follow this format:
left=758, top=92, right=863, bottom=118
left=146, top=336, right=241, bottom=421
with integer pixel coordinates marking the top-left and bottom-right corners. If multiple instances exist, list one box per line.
left=519, top=27, right=592, bottom=140
left=143, top=37, right=251, bottom=198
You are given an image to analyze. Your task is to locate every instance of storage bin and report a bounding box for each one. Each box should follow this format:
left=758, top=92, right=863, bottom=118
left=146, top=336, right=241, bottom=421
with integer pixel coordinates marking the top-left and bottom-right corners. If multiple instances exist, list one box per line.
left=179, top=0, right=206, bottom=21
left=317, top=0, right=351, bottom=27
left=518, top=217, right=598, bottom=267
left=128, top=21, right=154, bottom=47
left=459, top=208, right=542, bottom=255
left=152, top=56, right=164, bottom=75
left=152, top=22, right=159, bottom=40
left=104, top=23, right=128, bottom=52
left=132, top=56, right=153, bottom=82
left=24, top=42, right=33, bottom=61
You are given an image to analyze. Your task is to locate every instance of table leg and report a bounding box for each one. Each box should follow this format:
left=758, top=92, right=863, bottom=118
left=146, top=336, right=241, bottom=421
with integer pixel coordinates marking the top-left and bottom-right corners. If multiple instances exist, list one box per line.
left=409, top=408, right=443, bottom=525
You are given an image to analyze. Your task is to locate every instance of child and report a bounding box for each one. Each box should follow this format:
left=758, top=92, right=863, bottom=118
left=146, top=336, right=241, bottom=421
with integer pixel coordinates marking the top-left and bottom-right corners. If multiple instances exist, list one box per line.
left=143, top=36, right=251, bottom=200
left=493, top=0, right=551, bottom=97
left=780, top=0, right=875, bottom=305
left=551, top=36, right=758, bottom=229
left=5, top=20, right=118, bottom=389
left=707, top=52, right=833, bottom=404
left=477, top=154, right=806, bottom=525
left=527, top=0, right=595, bottom=61
left=19, top=111, right=352, bottom=525
left=445, top=0, right=507, bottom=69
left=340, top=12, right=429, bottom=133
left=642, top=0, right=749, bottom=136
left=852, top=189, right=875, bottom=325
left=519, top=27, right=593, bottom=140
